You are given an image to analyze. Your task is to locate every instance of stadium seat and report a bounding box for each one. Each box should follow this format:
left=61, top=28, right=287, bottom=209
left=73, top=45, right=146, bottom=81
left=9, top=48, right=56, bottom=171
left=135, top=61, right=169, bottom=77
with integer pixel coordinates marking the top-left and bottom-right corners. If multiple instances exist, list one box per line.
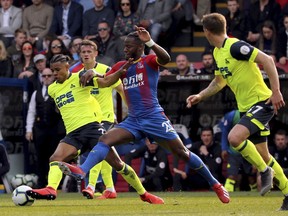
left=173, top=124, right=190, bottom=140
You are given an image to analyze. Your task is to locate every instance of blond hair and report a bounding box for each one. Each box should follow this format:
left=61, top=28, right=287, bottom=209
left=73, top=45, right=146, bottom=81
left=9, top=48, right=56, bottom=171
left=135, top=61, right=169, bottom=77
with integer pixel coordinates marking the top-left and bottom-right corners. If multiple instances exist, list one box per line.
left=80, top=39, right=98, bottom=51
left=202, top=13, right=227, bottom=35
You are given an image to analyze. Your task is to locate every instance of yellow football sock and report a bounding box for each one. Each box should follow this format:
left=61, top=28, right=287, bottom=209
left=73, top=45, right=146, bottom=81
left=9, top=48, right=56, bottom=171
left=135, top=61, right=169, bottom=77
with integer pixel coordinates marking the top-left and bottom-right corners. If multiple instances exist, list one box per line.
left=101, top=161, right=114, bottom=190
left=47, top=161, right=63, bottom=190
left=224, top=178, right=235, bottom=192
left=117, top=163, right=145, bottom=195
left=249, top=183, right=258, bottom=192
left=88, top=162, right=102, bottom=188
left=233, top=140, right=267, bottom=172
left=267, top=156, right=288, bottom=195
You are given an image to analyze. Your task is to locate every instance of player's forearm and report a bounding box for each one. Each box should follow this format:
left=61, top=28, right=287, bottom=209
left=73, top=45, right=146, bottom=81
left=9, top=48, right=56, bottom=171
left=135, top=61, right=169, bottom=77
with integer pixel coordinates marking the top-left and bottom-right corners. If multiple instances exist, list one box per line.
left=256, top=51, right=280, bottom=93
left=199, top=78, right=224, bottom=100
left=150, top=43, right=171, bottom=65
left=263, top=59, right=281, bottom=93
left=99, top=69, right=126, bottom=88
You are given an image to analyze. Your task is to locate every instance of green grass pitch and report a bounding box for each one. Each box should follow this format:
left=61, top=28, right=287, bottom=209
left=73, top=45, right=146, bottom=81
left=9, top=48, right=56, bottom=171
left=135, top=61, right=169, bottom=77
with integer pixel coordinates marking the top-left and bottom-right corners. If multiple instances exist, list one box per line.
left=0, top=191, right=287, bottom=216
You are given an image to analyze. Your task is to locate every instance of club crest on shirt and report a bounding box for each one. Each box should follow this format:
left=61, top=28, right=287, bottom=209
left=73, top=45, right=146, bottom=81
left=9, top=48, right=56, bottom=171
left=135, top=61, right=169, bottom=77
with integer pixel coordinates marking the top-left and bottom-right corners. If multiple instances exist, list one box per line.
left=240, top=45, right=250, bottom=55
left=137, top=62, right=144, bottom=69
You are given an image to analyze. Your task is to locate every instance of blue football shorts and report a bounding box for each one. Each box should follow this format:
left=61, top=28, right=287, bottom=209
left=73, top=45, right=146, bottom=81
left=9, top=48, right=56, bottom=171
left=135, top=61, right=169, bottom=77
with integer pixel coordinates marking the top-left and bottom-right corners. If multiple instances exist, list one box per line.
left=115, top=112, right=179, bottom=142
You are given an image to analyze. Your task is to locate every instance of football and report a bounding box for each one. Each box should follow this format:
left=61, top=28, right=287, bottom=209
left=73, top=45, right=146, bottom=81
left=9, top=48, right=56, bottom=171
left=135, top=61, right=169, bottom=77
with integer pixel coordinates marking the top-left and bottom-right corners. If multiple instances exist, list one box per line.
left=11, top=174, right=26, bottom=189
left=24, top=174, right=35, bottom=187
left=30, top=173, right=39, bottom=187
left=12, top=185, right=35, bottom=206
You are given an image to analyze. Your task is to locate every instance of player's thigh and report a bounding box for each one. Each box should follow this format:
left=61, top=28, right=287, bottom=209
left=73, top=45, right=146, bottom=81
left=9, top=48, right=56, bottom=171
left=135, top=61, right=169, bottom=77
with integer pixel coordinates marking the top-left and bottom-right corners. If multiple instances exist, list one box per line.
left=239, top=101, right=273, bottom=140
left=50, top=142, right=78, bottom=162
left=99, top=127, right=135, bottom=146
left=140, top=112, right=180, bottom=141
left=228, top=124, right=250, bottom=147
left=103, top=116, right=144, bottom=146
left=230, top=101, right=274, bottom=146
left=139, top=113, right=189, bottom=158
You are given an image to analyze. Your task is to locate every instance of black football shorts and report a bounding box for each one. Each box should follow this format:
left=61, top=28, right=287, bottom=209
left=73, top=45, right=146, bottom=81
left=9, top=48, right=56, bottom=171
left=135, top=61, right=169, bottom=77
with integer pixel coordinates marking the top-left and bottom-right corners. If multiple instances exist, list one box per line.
left=238, top=100, right=274, bottom=144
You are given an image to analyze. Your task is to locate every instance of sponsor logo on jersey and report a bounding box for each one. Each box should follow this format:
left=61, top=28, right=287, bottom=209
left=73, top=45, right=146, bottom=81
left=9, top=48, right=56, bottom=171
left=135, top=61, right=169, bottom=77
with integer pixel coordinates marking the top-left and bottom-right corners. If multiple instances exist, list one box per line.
left=123, top=73, right=144, bottom=90
left=55, top=90, right=75, bottom=108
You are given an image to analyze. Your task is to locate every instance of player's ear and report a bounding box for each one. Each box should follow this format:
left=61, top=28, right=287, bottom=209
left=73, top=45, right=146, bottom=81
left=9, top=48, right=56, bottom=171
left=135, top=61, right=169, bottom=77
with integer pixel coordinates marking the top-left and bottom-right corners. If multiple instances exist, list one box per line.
left=65, top=62, right=70, bottom=70
left=138, top=43, right=145, bottom=52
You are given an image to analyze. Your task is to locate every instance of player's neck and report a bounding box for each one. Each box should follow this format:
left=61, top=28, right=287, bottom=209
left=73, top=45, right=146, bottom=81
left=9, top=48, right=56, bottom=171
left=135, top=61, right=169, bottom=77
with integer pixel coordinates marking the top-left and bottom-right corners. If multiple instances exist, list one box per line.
left=214, top=35, right=228, bottom=48
left=84, top=61, right=97, bottom=70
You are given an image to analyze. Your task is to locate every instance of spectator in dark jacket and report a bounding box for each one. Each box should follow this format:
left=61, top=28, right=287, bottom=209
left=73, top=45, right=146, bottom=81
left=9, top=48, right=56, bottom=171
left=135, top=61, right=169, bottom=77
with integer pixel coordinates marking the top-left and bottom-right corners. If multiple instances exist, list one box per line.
left=277, top=14, right=288, bottom=65
left=82, top=0, right=115, bottom=41
left=173, top=126, right=223, bottom=191
left=246, top=0, right=282, bottom=45
left=269, top=129, right=288, bottom=177
left=49, top=0, right=83, bottom=48
left=224, top=0, right=247, bottom=41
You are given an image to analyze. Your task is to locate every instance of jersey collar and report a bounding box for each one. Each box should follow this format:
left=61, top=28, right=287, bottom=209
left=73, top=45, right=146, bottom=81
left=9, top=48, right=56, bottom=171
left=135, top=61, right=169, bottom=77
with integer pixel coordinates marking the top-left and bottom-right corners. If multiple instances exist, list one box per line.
left=222, top=38, right=228, bottom=48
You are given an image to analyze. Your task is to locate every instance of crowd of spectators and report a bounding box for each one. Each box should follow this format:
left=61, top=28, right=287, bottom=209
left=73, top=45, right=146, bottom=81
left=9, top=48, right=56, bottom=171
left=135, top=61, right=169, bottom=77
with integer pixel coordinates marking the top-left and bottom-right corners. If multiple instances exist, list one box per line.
left=1, top=0, right=288, bottom=80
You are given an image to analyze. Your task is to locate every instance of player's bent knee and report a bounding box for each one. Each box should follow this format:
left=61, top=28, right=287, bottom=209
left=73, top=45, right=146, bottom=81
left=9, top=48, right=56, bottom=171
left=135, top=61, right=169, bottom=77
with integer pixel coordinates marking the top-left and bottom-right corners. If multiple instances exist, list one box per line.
left=176, top=150, right=190, bottom=162
left=228, top=135, right=241, bottom=148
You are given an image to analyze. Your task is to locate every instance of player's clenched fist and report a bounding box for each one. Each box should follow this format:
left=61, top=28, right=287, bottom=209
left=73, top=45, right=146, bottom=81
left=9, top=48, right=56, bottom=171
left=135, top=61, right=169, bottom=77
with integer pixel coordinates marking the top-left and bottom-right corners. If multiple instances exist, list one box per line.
left=186, top=94, right=202, bottom=108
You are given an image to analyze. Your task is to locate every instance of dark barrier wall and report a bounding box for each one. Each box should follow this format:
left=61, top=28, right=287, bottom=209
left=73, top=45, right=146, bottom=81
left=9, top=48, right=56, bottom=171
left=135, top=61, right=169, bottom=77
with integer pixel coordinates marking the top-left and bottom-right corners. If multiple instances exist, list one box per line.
left=0, top=78, right=30, bottom=173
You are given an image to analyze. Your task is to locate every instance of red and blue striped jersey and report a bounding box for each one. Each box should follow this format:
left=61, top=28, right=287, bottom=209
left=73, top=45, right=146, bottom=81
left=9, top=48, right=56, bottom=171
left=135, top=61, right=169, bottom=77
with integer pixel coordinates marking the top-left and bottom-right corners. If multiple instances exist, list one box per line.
left=107, top=54, right=164, bottom=117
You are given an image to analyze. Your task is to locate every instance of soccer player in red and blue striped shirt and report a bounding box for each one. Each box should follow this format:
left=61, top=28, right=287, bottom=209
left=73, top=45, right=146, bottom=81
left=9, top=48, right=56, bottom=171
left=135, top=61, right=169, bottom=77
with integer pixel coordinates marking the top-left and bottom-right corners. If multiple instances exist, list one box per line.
left=59, top=26, right=230, bottom=204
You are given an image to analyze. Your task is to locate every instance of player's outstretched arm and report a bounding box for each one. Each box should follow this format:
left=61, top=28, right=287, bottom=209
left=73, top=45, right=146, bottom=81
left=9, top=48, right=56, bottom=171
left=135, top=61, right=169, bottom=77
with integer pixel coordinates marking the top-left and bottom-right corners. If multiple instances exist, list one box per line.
left=98, top=58, right=134, bottom=88
left=186, top=76, right=226, bottom=108
left=134, top=25, right=171, bottom=65
left=79, top=59, right=133, bottom=88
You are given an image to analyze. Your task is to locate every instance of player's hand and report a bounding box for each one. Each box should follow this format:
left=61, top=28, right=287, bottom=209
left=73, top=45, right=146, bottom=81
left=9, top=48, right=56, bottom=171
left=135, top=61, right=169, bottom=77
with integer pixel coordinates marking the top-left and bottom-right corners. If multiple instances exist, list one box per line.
left=134, top=25, right=150, bottom=42
left=18, top=70, right=34, bottom=79
left=119, top=58, right=134, bottom=74
left=80, top=69, right=97, bottom=87
left=25, top=132, right=33, bottom=142
left=186, top=94, right=202, bottom=108
left=200, top=145, right=209, bottom=156
left=181, top=172, right=187, bottom=179
left=266, top=90, right=285, bottom=114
